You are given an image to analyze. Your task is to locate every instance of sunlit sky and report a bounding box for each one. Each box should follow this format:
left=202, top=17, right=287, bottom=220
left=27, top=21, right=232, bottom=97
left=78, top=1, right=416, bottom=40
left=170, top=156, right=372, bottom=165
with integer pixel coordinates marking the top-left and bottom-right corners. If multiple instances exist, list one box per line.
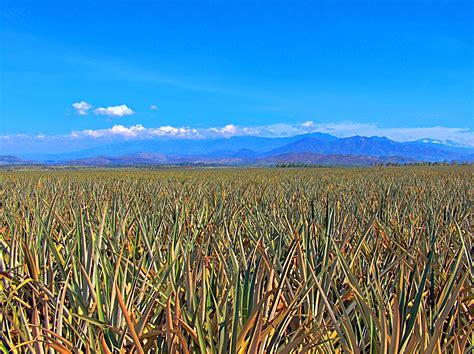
left=1, top=0, right=473, bottom=149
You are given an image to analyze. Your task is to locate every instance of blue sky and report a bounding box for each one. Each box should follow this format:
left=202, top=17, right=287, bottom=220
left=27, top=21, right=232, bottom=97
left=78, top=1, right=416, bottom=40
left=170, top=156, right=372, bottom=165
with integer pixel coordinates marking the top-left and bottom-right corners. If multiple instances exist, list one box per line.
left=1, top=0, right=473, bottom=150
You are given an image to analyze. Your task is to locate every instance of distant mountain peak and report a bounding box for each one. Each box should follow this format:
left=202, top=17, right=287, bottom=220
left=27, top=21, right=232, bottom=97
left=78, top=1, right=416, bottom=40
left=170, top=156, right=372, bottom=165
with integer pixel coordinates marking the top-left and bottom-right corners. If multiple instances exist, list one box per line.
left=7, top=133, right=473, bottom=166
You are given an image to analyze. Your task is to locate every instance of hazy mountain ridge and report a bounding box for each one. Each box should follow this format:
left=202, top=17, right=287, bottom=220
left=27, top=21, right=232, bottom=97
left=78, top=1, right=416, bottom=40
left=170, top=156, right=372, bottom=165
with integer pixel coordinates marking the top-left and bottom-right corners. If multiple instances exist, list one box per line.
left=0, top=155, right=38, bottom=166
left=4, top=133, right=474, bottom=166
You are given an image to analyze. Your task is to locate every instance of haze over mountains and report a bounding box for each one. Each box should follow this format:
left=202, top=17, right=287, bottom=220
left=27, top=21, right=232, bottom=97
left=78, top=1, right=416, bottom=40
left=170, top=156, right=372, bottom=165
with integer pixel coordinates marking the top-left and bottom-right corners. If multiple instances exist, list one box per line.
left=2, top=132, right=473, bottom=167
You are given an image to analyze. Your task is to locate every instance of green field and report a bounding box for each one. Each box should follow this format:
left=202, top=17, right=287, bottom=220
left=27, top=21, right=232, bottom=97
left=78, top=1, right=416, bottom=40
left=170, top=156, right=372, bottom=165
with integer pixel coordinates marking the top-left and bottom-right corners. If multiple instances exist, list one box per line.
left=0, top=167, right=472, bottom=353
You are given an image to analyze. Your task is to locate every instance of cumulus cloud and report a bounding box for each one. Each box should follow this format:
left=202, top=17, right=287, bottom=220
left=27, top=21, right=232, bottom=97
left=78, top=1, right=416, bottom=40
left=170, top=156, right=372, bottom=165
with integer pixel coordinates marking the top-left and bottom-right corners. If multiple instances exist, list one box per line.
left=66, top=121, right=474, bottom=146
left=3, top=122, right=474, bottom=151
left=209, top=124, right=241, bottom=137
left=150, top=104, right=159, bottom=111
left=72, top=101, right=92, bottom=115
left=149, top=125, right=200, bottom=137
left=70, top=124, right=202, bottom=139
left=76, top=124, right=145, bottom=138
left=94, top=105, right=134, bottom=117
left=72, top=102, right=134, bottom=117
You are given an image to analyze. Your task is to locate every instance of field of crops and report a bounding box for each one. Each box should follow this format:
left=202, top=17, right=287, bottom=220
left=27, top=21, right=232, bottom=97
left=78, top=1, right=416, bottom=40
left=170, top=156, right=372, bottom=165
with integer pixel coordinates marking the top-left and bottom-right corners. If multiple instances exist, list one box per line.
left=0, top=167, right=472, bottom=353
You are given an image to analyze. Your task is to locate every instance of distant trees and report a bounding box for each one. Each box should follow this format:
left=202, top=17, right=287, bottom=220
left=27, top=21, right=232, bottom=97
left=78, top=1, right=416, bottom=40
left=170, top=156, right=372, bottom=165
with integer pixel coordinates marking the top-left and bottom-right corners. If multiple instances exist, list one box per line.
left=276, top=161, right=472, bottom=168
left=276, top=162, right=328, bottom=168
left=372, top=160, right=472, bottom=167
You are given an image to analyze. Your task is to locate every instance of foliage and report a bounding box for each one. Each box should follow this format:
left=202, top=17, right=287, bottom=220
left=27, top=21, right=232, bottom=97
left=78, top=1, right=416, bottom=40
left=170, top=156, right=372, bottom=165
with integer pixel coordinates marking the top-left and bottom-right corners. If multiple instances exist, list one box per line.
left=0, top=167, right=472, bottom=353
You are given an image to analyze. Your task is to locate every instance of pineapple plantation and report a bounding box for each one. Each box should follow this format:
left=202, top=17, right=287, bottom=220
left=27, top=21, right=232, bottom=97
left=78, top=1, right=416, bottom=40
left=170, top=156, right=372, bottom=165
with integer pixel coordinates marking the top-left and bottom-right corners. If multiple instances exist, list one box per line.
left=0, top=167, right=472, bottom=353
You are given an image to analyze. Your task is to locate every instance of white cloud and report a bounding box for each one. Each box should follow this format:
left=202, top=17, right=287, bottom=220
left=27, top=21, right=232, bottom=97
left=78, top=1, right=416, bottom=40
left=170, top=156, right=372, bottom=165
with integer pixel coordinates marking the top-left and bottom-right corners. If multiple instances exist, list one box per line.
left=3, top=121, right=474, bottom=148
left=71, top=124, right=202, bottom=139
left=74, top=124, right=145, bottom=138
left=94, top=104, right=134, bottom=117
left=72, top=101, right=92, bottom=115
left=65, top=121, right=474, bottom=146
left=150, top=104, right=159, bottom=111
left=148, top=125, right=199, bottom=137
left=209, top=124, right=240, bottom=136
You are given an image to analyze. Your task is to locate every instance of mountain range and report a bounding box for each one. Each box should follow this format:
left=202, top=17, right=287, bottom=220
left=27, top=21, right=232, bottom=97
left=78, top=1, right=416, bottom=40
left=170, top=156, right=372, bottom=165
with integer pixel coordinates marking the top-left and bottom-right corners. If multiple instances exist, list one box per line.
left=2, top=132, right=473, bottom=166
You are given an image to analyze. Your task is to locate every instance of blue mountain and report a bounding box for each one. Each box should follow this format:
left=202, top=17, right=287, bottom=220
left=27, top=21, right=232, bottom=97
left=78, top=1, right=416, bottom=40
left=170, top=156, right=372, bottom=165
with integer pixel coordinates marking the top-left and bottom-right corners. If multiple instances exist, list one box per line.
left=10, top=132, right=474, bottom=166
